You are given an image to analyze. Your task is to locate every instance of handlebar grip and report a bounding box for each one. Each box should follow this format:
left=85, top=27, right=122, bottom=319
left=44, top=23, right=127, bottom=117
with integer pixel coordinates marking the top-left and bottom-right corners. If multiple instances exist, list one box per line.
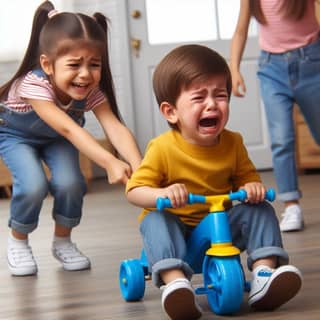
left=229, top=189, right=247, bottom=202
left=156, top=194, right=206, bottom=211
left=156, top=197, right=172, bottom=211
left=229, top=188, right=276, bottom=202
left=188, top=193, right=206, bottom=204
left=265, top=188, right=276, bottom=202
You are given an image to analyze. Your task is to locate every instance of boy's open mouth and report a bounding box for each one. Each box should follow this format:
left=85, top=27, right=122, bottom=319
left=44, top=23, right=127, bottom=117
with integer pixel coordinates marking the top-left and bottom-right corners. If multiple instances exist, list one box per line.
left=199, top=117, right=218, bottom=127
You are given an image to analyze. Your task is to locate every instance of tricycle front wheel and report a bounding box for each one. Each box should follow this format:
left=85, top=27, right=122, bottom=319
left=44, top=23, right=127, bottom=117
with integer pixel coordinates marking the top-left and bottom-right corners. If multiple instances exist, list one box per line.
left=119, top=259, right=146, bottom=301
left=203, top=256, right=244, bottom=315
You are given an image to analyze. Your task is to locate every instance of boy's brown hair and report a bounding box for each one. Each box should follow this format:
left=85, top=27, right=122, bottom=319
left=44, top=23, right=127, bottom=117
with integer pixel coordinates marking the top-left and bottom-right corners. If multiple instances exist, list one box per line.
left=153, top=44, right=232, bottom=109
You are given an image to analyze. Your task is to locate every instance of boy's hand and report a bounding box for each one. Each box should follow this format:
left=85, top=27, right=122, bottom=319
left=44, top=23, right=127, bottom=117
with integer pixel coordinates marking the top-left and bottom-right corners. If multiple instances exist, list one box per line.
left=162, top=183, right=188, bottom=208
left=240, top=182, right=267, bottom=204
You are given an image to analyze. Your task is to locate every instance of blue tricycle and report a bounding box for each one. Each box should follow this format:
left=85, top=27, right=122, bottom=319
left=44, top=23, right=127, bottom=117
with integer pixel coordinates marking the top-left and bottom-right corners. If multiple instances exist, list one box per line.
left=119, top=189, right=275, bottom=315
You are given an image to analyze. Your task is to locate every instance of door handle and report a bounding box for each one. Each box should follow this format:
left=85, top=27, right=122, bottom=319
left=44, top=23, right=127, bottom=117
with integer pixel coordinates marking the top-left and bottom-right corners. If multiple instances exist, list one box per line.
left=131, top=10, right=141, bottom=19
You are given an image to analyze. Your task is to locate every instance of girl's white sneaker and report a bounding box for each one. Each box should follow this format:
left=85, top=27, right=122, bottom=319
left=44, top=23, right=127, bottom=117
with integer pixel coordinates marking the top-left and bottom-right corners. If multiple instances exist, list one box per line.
left=52, top=242, right=91, bottom=271
left=7, top=237, right=38, bottom=276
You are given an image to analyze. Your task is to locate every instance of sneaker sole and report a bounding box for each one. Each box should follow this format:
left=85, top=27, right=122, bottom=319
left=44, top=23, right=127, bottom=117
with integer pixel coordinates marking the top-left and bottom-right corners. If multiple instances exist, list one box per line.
left=7, top=259, right=38, bottom=276
left=163, top=287, right=202, bottom=320
left=249, top=267, right=302, bottom=310
left=52, top=251, right=91, bottom=271
left=280, top=221, right=304, bottom=232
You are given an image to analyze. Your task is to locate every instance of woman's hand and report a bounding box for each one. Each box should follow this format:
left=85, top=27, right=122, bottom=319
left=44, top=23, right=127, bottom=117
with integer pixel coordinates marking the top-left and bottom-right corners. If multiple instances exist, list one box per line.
left=232, top=70, right=246, bottom=97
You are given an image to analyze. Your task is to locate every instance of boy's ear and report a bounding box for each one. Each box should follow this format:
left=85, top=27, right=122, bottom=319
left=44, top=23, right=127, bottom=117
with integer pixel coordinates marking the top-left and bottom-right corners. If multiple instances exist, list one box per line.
left=40, top=54, right=53, bottom=75
left=160, top=101, right=178, bottom=125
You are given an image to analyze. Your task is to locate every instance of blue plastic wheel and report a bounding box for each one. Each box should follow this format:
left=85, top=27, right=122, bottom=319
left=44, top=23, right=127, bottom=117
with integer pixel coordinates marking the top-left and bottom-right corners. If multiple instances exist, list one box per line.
left=202, top=256, right=244, bottom=315
left=119, top=259, right=145, bottom=301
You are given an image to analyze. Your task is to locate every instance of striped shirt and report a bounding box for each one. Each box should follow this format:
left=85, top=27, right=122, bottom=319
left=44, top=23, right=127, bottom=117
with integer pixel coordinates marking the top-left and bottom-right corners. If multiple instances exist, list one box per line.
left=259, top=0, right=319, bottom=53
left=5, top=69, right=106, bottom=113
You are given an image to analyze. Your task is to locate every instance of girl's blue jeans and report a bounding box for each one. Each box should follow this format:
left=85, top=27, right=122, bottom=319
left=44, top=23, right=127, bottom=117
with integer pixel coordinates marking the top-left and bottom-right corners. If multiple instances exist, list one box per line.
left=0, top=105, right=87, bottom=234
left=257, top=39, right=320, bottom=202
left=140, top=202, right=288, bottom=287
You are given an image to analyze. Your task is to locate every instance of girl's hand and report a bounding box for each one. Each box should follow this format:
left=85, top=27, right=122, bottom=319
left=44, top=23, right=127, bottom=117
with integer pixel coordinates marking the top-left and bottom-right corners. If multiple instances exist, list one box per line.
left=162, top=183, right=188, bottom=208
left=240, top=182, right=267, bottom=204
left=106, top=158, right=133, bottom=185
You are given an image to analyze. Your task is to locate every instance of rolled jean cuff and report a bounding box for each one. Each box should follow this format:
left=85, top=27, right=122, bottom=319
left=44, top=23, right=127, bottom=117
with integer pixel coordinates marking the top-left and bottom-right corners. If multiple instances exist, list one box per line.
left=53, top=212, right=81, bottom=228
left=247, top=246, right=289, bottom=271
left=9, top=219, right=38, bottom=234
left=277, top=190, right=302, bottom=202
left=152, top=258, right=194, bottom=287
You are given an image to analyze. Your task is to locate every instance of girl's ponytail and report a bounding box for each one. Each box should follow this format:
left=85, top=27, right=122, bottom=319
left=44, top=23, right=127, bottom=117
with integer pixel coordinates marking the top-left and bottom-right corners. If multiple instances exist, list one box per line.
left=0, top=1, right=54, bottom=99
left=93, top=12, right=108, bottom=34
left=92, top=12, right=121, bottom=121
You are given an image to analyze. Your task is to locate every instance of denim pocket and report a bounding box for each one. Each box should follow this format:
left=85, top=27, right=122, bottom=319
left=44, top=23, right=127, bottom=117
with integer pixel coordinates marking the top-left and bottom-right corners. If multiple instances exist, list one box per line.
left=29, top=117, right=58, bottom=137
left=1, top=109, right=58, bottom=138
left=305, top=53, right=320, bottom=63
left=302, top=50, right=320, bottom=75
left=258, top=55, right=269, bottom=68
left=304, top=39, right=320, bottom=62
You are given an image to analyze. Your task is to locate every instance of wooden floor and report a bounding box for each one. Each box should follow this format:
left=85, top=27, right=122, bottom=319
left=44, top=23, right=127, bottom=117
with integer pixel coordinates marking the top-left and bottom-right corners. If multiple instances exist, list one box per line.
left=0, top=170, right=319, bottom=320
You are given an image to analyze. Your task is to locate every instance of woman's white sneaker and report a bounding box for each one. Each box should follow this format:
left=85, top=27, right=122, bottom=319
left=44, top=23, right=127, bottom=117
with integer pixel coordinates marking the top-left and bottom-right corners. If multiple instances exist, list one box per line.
left=280, top=204, right=304, bottom=232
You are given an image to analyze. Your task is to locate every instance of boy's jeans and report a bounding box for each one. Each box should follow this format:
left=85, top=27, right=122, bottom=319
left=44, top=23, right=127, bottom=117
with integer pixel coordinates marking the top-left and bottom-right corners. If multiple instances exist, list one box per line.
left=140, top=201, right=288, bottom=287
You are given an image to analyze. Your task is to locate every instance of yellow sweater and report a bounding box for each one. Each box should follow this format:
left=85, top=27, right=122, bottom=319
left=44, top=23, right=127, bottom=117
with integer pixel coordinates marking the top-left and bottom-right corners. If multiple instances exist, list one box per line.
left=126, top=129, right=261, bottom=226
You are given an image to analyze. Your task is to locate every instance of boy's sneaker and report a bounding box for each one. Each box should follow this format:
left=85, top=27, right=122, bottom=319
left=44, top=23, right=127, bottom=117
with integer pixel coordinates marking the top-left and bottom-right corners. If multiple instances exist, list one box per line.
left=280, top=204, right=304, bottom=232
left=7, top=239, right=38, bottom=276
left=52, top=242, right=91, bottom=271
left=248, top=265, right=302, bottom=310
left=161, top=278, right=202, bottom=320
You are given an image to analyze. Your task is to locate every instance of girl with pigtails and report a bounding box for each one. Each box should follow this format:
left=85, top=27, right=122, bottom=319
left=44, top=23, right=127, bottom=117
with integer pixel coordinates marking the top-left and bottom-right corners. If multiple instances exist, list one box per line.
left=0, top=1, right=141, bottom=276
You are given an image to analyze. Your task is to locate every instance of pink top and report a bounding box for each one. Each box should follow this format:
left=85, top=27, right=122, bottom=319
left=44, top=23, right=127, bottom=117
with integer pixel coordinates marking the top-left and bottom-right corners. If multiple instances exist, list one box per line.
left=5, top=70, right=106, bottom=113
left=259, top=0, right=320, bottom=53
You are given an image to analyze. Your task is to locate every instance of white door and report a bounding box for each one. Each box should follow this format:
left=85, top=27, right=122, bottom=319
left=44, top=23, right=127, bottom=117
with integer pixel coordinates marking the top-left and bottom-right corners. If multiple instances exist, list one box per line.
left=127, top=0, right=272, bottom=169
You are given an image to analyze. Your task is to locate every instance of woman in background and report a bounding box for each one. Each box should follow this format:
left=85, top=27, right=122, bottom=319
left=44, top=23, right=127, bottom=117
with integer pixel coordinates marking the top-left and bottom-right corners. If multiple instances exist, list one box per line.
left=230, top=0, right=320, bottom=232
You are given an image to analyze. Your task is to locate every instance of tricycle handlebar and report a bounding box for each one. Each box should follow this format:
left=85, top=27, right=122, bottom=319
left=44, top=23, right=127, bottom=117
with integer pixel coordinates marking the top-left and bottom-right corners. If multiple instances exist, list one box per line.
left=156, top=188, right=276, bottom=211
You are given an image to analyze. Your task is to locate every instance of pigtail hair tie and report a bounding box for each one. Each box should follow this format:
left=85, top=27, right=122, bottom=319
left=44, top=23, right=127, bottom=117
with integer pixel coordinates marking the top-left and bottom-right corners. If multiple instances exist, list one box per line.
left=48, top=9, right=59, bottom=19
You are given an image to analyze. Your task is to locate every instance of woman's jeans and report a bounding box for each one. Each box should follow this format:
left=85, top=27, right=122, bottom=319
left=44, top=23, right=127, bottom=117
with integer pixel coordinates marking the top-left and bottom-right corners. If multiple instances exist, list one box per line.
left=0, top=105, right=87, bottom=234
left=257, top=39, right=320, bottom=202
left=140, top=202, right=288, bottom=287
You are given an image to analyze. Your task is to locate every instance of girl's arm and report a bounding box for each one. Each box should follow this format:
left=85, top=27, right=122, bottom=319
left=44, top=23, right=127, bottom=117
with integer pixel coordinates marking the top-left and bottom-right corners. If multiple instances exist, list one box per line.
left=93, top=101, right=142, bottom=171
left=27, top=98, right=135, bottom=184
left=230, top=0, right=251, bottom=97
